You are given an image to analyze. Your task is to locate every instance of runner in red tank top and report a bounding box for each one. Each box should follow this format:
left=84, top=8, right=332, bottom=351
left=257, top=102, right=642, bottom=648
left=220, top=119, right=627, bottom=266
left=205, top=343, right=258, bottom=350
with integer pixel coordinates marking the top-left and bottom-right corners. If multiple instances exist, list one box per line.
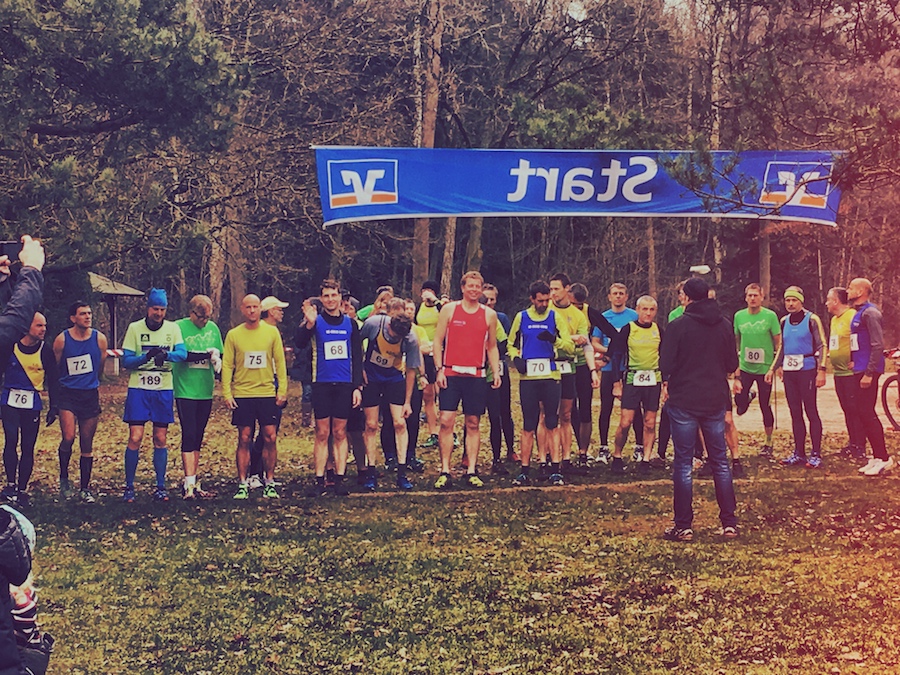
left=431, top=271, right=501, bottom=489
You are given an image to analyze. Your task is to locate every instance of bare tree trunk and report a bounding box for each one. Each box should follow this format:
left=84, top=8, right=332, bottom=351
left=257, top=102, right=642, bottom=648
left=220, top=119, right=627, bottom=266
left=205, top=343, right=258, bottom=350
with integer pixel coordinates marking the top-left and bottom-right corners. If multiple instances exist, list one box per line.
left=412, top=0, right=443, bottom=295
left=224, top=209, right=247, bottom=327
left=207, top=216, right=227, bottom=322
left=759, top=221, right=771, bottom=304
left=440, top=216, right=457, bottom=294
left=465, top=216, right=484, bottom=272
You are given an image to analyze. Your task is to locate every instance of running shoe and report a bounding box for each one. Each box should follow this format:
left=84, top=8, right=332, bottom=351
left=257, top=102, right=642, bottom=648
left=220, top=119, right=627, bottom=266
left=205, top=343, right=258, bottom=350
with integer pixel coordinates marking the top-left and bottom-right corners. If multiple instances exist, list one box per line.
left=15, top=491, right=30, bottom=507
left=864, top=457, right=895, bottom=476
left=0, top=485, right=16, bottom=502
left=649, top=456, right=667, bottom=469
left=805, top=455, right=823, bottom=469
left=397, top=475, right=414, bottom=490
left=858, top=457, right=879, bottom=474
left=719, top=526, right=739, bottom=540
left=595, top=446, right=612, bottom=465
left=491, top=462, right=509, bottom=476
left=631, top=445, right=644, bottom=463
left=464, top=474, right=484, bottom=488
left=506, top=451, right=520, bottom=463
left=325, top=469, right=336, bottom=487
left=538, top=462, right=550, bottom=478
left=384, top=457, right=398, bottom=472
left=549, top=473, right=565, bottom=486
left=512, top=472, right=531, bottom=487
left=152, top=487, right=170, bottom=502
left=263, top=484, right=280, bottom=499
left=433, top=473, right=451, bottom=490
left=334, top=481, right=349, bottom=496
left=609, top=457, right=626, bottom=474
left=247, top=475, right=263, bottom=490
left=736, top=391, right=756, bottom=416
left=194, top=483, right=216, bottom=500
left=636, top=460, right=651, bottom=476
left=781, top=453, right=806, bottom=467
left=60, top=479, right=76, bottom=501
left=663, top=526, right=694, bottom=542
left=77, top=489, right=94, bottom=505
left=182, top=483, right=196, bottom=501
left=420, top=434, right=439, bottom=449
left=122, top=487, right=136, bottom=503
left=233, top=483, right=249, bottom=500
left=363, top=474, right=377, bottom=492
left=731, top=459, right=746, bottom=479
left=576, top=454, right=590, bottom=469
left=407, top=457, right=426, bottom=473
left=759, top=445, right=774, bottom=458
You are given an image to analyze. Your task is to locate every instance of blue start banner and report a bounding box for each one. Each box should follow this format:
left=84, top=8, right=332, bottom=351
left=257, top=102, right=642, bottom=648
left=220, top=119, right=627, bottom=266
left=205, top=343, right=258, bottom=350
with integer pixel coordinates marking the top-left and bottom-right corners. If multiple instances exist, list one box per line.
left=314, top=147, right=843, bottom=227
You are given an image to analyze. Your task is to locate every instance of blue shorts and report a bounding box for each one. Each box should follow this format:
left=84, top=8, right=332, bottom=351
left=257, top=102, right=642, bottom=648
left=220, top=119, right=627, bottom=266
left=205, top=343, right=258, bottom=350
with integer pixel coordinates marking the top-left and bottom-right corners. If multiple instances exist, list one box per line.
left=123, top=388, right=175, bottom=426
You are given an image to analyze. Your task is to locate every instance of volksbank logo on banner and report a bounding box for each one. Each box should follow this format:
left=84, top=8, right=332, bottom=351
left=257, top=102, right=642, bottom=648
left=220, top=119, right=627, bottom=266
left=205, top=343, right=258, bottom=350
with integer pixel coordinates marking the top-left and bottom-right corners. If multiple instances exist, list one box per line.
left=314, top=147, right=843, bottom=226
left=759, top=162, right=833, bottom=209
left=327, top=159, right=398, bottom=209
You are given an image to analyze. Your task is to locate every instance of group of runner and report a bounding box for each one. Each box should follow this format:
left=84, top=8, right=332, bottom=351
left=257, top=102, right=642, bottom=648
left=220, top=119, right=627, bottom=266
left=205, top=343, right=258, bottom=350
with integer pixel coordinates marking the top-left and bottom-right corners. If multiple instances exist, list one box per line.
left=0, top=270, right=891, bottom=506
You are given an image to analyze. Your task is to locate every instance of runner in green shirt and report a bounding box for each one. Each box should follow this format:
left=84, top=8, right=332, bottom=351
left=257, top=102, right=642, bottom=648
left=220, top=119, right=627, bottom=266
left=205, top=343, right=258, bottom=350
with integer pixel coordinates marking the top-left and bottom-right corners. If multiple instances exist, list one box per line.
left=732, top=283, right=781, bottom=456
left=173, top=294, right=224, bottom=499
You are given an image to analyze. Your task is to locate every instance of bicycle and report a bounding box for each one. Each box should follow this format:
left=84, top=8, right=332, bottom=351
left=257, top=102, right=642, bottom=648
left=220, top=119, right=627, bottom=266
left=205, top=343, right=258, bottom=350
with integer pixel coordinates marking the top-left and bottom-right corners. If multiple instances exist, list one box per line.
left=880, top=348, right=900, bottom=431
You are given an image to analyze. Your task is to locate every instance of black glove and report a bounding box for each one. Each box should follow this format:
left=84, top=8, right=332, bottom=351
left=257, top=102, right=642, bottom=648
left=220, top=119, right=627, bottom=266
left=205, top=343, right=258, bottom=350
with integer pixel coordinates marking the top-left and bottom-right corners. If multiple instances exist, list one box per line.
left=537, top=330, right=556, bottom=343
left=145, top=347, right=164, bottom=361
left=513, top=357, right=527, bottom=374
left=153, top=351, right=167, bottom=367
left=46, top=407, right=58, bottom=426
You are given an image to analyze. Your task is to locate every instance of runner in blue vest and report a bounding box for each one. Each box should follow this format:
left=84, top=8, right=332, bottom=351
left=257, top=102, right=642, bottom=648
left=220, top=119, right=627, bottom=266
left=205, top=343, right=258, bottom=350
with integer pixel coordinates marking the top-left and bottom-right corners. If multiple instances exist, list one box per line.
left=52, top=301, right=108, bottom=503
left=766, top=287, right=827, bottom=467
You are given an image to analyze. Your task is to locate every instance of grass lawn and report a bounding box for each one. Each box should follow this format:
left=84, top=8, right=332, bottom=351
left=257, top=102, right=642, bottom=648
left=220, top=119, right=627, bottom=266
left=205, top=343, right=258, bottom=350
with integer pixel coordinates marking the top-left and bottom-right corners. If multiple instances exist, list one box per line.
left=17, top=379, right=900, bottom=674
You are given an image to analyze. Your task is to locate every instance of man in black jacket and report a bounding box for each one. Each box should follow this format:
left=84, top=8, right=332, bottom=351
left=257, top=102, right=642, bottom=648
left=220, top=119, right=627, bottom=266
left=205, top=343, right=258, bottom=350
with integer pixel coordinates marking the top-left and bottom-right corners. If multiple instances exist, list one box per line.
left=0, top=506, right=32, bottom=675
left=659, top=277, right=739, bottom=542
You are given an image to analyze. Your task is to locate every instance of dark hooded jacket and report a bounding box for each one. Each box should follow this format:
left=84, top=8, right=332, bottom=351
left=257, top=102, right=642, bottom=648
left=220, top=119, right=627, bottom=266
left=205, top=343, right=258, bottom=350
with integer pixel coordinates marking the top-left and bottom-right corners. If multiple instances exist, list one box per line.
left=0, top=508, right=31, bottom=675
left=660, top=297, right=738, bottom=414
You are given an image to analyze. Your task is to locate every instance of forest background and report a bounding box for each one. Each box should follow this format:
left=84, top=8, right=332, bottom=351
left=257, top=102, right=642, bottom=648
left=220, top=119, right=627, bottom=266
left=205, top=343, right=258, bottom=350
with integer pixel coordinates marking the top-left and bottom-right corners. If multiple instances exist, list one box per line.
left=1, top=0, right=899, bottom=340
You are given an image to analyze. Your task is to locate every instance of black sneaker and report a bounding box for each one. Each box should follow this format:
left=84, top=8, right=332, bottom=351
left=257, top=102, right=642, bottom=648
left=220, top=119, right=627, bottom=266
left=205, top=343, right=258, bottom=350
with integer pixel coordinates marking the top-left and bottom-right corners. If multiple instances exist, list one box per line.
left=384, top=457, right=398, bottom=472
left=649, top=456, right=667, bottom=469
left=610, top=457, right=626, bottom=474
left=731, top=459, right=745, bottom=479
left=15, top=491, right=30, bottom=508
left=636, top=460, right=651, bottom=475
left=491, top=462, right=509, bottom=476
left=736, top=391, right=756, bottom=416
left=407, top=457, right=426, bottom=473
left=538, top=462, right=551, bottom=478
left=334, top=481, right=349, bottom=496
left=663, top=526, right=694, bottom=542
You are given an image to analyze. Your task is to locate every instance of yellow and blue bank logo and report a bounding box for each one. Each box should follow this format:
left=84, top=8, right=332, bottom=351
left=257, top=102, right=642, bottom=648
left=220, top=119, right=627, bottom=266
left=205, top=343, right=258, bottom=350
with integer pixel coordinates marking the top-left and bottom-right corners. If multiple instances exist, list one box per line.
left=327, top=159, right=399, bottom=209
left=760, top=162, right=832, bottom=209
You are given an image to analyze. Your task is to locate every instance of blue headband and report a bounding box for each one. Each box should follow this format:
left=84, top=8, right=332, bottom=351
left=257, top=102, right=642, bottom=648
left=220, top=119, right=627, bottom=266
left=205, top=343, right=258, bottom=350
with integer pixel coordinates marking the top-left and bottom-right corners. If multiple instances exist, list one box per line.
left=147, top=288, right=168, bottom=308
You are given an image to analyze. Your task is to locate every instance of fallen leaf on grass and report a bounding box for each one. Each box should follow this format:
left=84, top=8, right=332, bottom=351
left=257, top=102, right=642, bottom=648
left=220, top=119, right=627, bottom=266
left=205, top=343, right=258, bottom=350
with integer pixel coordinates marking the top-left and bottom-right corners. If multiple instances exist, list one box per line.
left=840, top=651, right=864, bottom=661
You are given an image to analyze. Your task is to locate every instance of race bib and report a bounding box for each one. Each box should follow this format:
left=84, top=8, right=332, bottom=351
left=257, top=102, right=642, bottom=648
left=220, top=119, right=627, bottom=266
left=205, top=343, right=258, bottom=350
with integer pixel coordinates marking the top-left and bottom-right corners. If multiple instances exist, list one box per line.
left=324, top=340, right=348, bottom=361
left=632, top=370, right=657, bottom=386
left=244, top=351, right=267, bottom=369
left=526, top=358, right=551, bottom=377
left=450, top=365, right=478, bottom=375
left=136, top=372, right=165, bottom=390
left=7, top=389, right=34, bottom=409
left=850, top=334, right=859, bottom=352
left=829, top=334, right=839, bottom=351
left=370, top=351, right=394, bottom=369
left=66, top=354, right=93, bottom=375
left=744, top=348, right=765, bottom=365
left=784, top=354, right=804, bottom=371
left=555, top=360, right=573, bottom=375
left=189, top=359, right=210, bottom=370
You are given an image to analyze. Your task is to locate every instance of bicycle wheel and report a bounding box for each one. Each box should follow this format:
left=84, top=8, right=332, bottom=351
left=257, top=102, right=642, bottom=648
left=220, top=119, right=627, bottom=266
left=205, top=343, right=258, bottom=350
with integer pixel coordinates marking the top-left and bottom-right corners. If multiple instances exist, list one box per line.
left=881, top=374, right=900, bottom=431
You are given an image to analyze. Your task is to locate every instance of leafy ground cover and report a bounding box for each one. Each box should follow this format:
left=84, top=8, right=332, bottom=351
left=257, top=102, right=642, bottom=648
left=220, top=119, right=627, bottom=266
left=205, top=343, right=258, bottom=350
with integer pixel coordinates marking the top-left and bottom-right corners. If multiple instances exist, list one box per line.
left=19, top=379, right=900, bottom=673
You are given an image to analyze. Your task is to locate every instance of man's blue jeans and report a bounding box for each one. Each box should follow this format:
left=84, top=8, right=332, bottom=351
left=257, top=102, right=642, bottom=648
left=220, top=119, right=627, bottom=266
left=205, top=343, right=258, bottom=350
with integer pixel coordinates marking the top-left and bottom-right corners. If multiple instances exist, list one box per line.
left=668, top=405, right=737, bottom=530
